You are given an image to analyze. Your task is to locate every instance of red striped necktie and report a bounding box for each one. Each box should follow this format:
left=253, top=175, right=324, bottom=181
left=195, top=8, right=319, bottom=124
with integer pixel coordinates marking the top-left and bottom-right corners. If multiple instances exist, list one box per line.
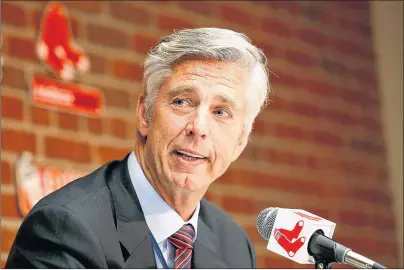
left=168, top=224, right=195, bottom=269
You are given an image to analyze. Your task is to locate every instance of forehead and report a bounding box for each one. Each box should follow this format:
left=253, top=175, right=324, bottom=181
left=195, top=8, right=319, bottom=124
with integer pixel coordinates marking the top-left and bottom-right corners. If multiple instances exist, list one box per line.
left=165, top=60, right=249, bottom=101
left=172, top=60, right=248, bottom=84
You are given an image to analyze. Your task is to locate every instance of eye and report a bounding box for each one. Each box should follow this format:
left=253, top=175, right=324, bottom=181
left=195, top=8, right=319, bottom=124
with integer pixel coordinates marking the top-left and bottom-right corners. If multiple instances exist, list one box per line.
left=214, top=108, right=230, bottom=118
left=172, top=98, right=189, bottom=107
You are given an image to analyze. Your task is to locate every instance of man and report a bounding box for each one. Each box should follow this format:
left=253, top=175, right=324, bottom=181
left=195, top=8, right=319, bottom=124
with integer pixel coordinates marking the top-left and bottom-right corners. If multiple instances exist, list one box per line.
left=6, top=28, right=269, bottom=268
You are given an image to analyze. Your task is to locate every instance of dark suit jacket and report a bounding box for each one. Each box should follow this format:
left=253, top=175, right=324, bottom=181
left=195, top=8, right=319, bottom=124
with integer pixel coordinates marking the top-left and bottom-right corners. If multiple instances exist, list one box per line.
left=6, top=154, right=256, bottom=268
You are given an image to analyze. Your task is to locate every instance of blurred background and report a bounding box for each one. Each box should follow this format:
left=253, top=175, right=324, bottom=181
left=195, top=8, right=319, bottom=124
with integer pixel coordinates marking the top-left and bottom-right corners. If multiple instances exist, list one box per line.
left=1, top=1, right=402, bottom=268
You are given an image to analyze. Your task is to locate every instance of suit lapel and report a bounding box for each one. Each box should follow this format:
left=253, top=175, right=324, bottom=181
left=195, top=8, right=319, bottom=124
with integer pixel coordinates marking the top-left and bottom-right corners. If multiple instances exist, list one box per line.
left=193, top=213, right=228, bottom=268
left=107, top=155, right=157, bottom=268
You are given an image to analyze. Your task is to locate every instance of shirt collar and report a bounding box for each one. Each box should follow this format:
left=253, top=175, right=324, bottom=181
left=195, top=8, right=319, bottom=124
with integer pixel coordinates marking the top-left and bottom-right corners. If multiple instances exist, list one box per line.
left=127, top=151, right=200, bottom=244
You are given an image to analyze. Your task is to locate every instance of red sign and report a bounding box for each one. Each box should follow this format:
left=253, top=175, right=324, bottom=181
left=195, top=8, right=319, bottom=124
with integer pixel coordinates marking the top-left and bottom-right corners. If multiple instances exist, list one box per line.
left=36, top=2, right=89, bottom=81
left=31, top=75, right=103, bottom=116
left=15, top=152, right=87, bottom=217
left=274, top=220, right=306, bottom=257
left=293, top=211, right=322, bottom=221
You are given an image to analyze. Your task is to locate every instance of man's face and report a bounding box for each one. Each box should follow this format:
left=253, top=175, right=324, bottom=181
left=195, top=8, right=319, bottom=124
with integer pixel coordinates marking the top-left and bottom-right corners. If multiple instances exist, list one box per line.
left=138, top=60, right=249, bottom=193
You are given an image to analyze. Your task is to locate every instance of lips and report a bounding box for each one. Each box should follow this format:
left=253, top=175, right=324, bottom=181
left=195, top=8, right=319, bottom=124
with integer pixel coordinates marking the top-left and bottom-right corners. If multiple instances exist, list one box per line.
left=174, top=149, right=208, bottom=160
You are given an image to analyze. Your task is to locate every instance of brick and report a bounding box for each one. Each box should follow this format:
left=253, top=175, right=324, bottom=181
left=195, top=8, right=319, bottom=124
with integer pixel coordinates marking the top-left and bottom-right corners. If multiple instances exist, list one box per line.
left=296, top=28, right=328, bottom=48
left=252, top=119, right=266, bottom=135
left=374, top=213, right=396, bottom=230
left=266, top=97, right=289, bottom=112
left=1, top=95, right=24, bottom=120
left=103, top=87, right=131, bottom=109
left=361, top=116, right=381, bottom=131
left=354, top=68, right=376, bottom=85
left=338, top=1, right=369, bottom=11
left=245, top=226, right=263, bottom=242
left=351, top=188, right=392, bottom=206
left=1, top=129, right=36, bottom=154
left=339, top=210, right=370, bottom=227
left=1, top=193, right=20, bottom=218
left=86, top=53, right=108, bottom=74
left=284, top=49, right=316, bottom=67
left=273, top=123, right=310, bottom=141
left=301, top=4, right=324, bottom=23
left=109, top=2, right=150, bottom=26
left=133, top=34, right=159, bottom=55
left=351, top=22, right=372, bottom=38
left=87, top=117, right=103, bottom=134
left=97, top=146, right=130, bottom=164
left=63, top=1, right=103, bottom=13
left=340, top=161, right=372, bottom=176
left=1, top=226, right=17, bottom=253
left=271, top=71, right=302, bottom=89
left=254, top=41, right=280, bottom=58
left=178, top=1, right=215, bottom=16
left=321, top=57, right=348, bottom=75
left=126, top=119, right=138, bottom=140
left=112, top=59, right=143, bottom=82
left=1, top=160, right=13, bottom=184
left=87, top=24, right=128, bottom=49
left=267, top=148, right=320, bottom=169
left=220, top=6, right=251, bottom=25
left=7, top=36, right=36, bottom=61
left=262, top=18, right=293, bottom=38
left=221, top=195, right=260, bottom=214
left=221, top=168, right=331, bottom=197
left=311, top=130, right=344, bottom=147
left=110, top=118, right=127, bottom=139
left=332, top=38, right=368, bottom=59
left=350, top=139, right=383, bottom=154
left=339, top=88, right=371, bottom=106
left=300, top=78, right=339, bottom=98
left=31, top=106, right=51, bottom=126
left=337, top=236, right=381, bottom=256
left=288, top=101, right=321, bottom=118
left=157, top=15, right=194, bottom=31
left=45, top=136, right=91, bottom=163
left=1, top=2, right=27, bottom=27
left=1, top=65, right=27, bottom=90
left=70, top=16, right=83, bottom=38
left=325, top=109, right=359, bottom=126
left=264, top=1, right=302, bottom=16
left=57, top=112, right=79, bottom=131
left=203, top=190, right=217, bottom=203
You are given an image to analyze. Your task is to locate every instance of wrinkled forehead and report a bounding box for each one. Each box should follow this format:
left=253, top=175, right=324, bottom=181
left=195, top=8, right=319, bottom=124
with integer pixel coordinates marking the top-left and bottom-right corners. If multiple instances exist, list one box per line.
left=167, top=60, right=249, bottom=106
left=171, top=60, right=249, bottom=90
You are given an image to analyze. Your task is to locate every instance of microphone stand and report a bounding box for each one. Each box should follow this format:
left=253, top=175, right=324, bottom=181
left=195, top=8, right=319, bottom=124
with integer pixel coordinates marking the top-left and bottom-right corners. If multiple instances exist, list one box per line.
left=314, top=258, right=333, bottom=269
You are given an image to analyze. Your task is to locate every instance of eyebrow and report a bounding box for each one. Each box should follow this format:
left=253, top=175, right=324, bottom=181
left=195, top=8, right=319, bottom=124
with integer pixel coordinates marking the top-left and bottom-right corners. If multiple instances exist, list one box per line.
left=168, top=85, right=197, bottom=100
left=168, top=85, right=242, bottom=112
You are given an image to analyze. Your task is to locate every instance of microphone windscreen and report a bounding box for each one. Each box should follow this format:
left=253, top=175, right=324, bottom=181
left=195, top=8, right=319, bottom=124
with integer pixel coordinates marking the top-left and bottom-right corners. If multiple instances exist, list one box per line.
left=256, top=207, right=278, bottom=240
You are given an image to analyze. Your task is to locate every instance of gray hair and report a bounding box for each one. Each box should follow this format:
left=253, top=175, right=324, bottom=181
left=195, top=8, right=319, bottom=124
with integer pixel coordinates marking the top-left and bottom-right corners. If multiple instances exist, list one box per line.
left=142, top=28, right=270, bottom=137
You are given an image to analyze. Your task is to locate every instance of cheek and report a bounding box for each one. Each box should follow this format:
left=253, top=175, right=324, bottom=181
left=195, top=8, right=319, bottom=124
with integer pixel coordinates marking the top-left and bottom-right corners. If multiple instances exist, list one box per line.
left=151, top=110, right=187, bottom=145
left=212, top=125, right=242, bottom=162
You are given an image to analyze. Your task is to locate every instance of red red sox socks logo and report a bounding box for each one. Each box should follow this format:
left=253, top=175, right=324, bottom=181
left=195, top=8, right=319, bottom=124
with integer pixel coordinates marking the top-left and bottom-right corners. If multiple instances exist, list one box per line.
left=274, top=220, right=306, bottom=257
left=36, top=2, right=89, bottom=81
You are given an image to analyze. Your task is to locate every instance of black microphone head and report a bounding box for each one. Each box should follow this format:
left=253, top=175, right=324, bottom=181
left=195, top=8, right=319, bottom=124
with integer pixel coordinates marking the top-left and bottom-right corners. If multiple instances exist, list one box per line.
left=256, top=207, right=279, bottom=240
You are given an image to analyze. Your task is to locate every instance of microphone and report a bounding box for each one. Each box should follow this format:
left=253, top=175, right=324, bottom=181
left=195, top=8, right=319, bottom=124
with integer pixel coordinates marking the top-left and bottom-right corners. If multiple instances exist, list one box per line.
left=256, top=207, right=387, bottom=269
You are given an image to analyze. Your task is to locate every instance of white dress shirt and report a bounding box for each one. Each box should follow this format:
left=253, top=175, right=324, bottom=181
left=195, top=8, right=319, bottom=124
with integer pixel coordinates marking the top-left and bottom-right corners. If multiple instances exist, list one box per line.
left=127, top=152, right=200, bottom=268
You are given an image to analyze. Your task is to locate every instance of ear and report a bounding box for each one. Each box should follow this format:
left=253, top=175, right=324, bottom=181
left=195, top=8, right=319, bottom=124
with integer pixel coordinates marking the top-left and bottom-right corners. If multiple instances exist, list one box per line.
left=230, top=133, right=248, bottom=162
left=136, top=93, right=149, bottom=137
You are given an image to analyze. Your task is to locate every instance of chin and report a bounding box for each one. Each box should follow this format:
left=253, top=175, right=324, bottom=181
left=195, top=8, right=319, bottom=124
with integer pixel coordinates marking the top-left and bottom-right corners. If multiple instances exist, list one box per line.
left=172, top=173, right=205, bottom=192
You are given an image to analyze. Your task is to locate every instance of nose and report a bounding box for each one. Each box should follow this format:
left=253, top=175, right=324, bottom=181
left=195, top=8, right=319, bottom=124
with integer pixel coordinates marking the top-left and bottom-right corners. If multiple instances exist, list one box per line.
left=185, top=108, right=209, bottom=140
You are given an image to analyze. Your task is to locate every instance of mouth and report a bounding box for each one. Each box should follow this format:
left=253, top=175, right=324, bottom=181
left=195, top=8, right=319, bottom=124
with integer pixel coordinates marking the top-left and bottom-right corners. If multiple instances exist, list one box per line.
left=173, top=150, right=208, bottom=162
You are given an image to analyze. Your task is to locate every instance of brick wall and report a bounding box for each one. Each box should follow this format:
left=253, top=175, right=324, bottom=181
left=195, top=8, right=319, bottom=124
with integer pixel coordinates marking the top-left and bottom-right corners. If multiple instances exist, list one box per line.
left=1, top=1, right=399, bottom=268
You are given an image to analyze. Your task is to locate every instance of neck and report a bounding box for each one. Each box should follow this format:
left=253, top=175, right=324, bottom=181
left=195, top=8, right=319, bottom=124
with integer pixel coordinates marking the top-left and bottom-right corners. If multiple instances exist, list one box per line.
left=133, top=134, right=203, bottom=221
